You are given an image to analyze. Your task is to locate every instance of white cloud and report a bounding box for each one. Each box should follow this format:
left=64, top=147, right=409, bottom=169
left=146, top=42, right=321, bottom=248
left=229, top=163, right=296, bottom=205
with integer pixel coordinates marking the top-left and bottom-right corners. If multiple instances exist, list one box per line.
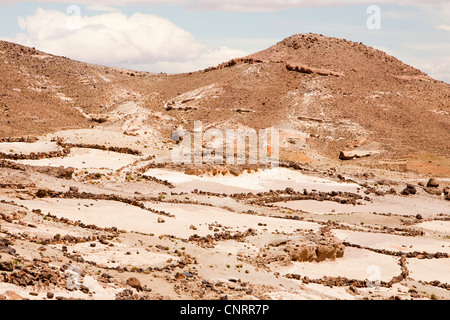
left=435, top=24, right=450, bottom=31
left=1, top=1, right=450, bottom=12
left=421, top=59, right=450, bottom=84
left=10, top=8, right=247, bottom=73
left=406, top=56, right=450, bottom=84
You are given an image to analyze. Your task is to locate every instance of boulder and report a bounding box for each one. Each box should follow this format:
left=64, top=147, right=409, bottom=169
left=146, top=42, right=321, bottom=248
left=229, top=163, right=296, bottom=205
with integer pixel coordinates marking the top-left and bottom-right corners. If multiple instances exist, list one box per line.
left=401, top=184, right=417, bottom=196
left=126, top=277, right=142, bottom=290
left=69, top=186, right=79, bottom=193
left=286, top=242, right=345, bottom=263
left=426, top=178, right=439, bottom=188
left=339, top=150, right=373, bottom=160
left=424, top=188, right=442, bottom=196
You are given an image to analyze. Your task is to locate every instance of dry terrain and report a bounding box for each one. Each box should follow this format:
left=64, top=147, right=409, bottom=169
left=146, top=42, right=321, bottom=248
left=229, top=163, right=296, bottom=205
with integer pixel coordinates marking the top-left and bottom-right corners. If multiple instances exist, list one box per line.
left=0, top=34, right=449, bottom=300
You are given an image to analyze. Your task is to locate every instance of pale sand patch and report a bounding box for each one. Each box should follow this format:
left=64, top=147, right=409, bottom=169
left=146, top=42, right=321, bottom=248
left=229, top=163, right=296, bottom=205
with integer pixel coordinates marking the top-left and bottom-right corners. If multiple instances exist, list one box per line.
left=16, top=199, right=320, bottom=239
left=275, top=199, right=362, bottom=214
left=213, top=240, right=260, bottom=256
left=302, top=283, right=356, bottom=300
left=415, top=220, right=450, bottom=233
left=263, top=286, right=355, bottom=300
left=0, top=141, right=59, bottom=155
left=145, top=202, right=321, bottom=236
left=407, top=258, right=450, bottom=283
left=272, top=247, right=400, bottom=282
left=144, top=167, right=359, bottom=193
left=52, top=242, right=178, bottom=269
left=276, top=194, right=450, bottom=217
left=16, top=198, right=164, bottom=235
left=15, top=148, right=142, bottom=170
left=332, top=229, right=450, bottom=254
left=44, top=128, right=157, bottom=152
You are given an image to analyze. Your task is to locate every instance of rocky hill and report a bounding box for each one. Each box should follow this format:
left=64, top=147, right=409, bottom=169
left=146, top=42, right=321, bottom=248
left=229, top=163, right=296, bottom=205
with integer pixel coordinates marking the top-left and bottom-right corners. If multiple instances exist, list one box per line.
left=1, top=34, right=449, bottom=172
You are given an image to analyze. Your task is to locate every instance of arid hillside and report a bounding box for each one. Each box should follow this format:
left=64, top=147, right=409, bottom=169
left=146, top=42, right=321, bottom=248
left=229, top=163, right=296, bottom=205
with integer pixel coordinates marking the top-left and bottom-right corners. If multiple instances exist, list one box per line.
left=1, top=34, right=449, bottom=171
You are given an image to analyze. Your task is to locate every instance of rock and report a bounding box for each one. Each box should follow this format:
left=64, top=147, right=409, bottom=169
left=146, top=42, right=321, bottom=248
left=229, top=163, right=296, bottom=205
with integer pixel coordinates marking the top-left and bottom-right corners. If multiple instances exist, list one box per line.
left=229, top=169, right=241, bottom=176
left=443, top=187, right=450, bottom=201
left=126, top=277, right=142, bottom=290
left=444, top=187, right=450, bottom=196
left=157, top=217, right=165, bottom=224
left=287, top=242, right=345, bottom=263
left=4, top=291, right=23, bottom=300
left=339, top=150, right=373, bottom=160
left=174, top=272, right=185, bottom=280
left=401, top=184, right=417, bottom=196
left=416, top=214, right=423, bottom=220
left=34, top=166, right=74, bottom=179
left=426, top=178, right=439, bottom=188
left=69, top=186, right=79, bottom=193
left=47, top=292, right=54, bottom=299
left=424, top=188, right=442, bottom=196
left=0, top=247, right=15, bottom=255
left=0, top=261, right=14, bottom=271
left=0, top=294, right=6, bottom=300
left=285, top=187, right=295, bottom=194
left=36, top=189, right=49, bottom=198
left=286, top=63, right=344, bottom=77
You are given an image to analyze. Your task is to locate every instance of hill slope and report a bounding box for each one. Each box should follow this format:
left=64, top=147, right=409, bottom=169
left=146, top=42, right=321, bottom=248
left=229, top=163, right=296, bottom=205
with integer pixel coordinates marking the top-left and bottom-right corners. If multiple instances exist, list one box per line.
left=0, top=34, right=449, bottom=169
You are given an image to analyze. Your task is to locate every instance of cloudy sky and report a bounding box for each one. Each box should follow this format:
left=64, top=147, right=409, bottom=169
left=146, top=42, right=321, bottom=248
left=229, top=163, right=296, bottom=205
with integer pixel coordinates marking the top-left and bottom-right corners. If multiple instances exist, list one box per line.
left=0, top=1, right=449, bottom=83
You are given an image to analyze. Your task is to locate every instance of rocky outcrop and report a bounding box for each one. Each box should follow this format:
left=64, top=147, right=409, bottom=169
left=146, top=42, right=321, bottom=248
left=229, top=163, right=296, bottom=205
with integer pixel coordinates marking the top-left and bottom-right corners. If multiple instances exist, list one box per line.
left=284, top=240, right=345, bottom=263
left=269, top=227, right=345, bottom=263
left=339, top=150, right=374, bottom=160
left=204, top=58, right=264, bottom=72
left=286, top=63, right=344, bottom=77
left=33, top=166, right=74, bottom=179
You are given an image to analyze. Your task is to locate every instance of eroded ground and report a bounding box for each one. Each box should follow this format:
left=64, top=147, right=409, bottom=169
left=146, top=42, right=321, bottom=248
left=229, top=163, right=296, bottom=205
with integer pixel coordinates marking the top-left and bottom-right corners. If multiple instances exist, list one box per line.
left=0, top=129, right=449, bottom=301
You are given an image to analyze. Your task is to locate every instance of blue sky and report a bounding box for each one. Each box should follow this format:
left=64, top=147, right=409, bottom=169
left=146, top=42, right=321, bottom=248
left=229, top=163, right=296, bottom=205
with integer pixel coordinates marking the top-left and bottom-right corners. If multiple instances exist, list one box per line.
left=0, top=1, right=449, bottom=83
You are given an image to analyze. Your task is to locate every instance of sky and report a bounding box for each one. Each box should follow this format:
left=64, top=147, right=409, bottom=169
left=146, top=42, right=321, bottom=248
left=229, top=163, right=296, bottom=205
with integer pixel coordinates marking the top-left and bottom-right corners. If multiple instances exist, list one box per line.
left=0, top=1, right=449, bottom=83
